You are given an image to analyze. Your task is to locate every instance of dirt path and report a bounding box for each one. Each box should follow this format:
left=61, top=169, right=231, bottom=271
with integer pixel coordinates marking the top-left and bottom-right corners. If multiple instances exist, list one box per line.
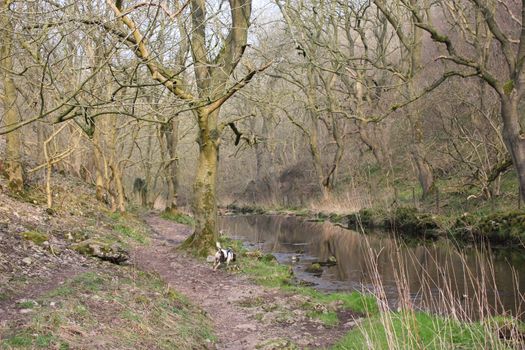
left=134, top=215, right=358, bottom=350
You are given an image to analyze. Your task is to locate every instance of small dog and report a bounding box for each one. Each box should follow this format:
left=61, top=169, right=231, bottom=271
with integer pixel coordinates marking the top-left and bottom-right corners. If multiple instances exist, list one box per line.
left=213, top=242, right=236, bottom=270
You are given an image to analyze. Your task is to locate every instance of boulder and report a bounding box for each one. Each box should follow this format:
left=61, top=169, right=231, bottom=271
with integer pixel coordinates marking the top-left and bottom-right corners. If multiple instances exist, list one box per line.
left=72, top=239, right=129, bottom=264
left=305, top=263, right=322, bottom=274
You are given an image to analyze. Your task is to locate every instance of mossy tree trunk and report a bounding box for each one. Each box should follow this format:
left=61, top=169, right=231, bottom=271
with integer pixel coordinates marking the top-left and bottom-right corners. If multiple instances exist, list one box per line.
left=0, top=0, right=24, bottom=192
left=181, top=109, right=220, bottom=255
left=163, top=119, right=180, bottom=213
left=108, top=0, right=258, bottom=254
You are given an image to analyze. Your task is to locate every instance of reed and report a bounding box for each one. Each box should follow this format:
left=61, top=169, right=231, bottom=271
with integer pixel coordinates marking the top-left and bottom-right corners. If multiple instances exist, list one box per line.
left=334, top=235, right=525, bottom=349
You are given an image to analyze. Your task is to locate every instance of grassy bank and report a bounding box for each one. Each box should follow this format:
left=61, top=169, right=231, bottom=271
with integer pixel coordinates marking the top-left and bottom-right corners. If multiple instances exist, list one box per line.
left=224, top=170, right=525, bottom=248
left=0, top=179, right=214, bottom=350
left=219, top=236, right=524, bottom=349
left=0, top=270, right=214, bottom=349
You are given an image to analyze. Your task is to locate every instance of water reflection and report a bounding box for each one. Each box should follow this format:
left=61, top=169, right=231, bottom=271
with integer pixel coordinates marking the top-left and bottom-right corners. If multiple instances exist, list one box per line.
left=220, top=214, right=525, bottom=319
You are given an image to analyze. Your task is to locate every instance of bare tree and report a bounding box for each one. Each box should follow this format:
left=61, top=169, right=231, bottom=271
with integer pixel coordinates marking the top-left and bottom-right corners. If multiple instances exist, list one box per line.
left=0, top=0, right=24, bottom=191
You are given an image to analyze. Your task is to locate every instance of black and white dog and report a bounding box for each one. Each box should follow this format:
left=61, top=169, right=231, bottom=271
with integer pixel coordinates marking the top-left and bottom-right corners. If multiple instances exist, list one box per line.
left=213, top=242, right=236, bottom=270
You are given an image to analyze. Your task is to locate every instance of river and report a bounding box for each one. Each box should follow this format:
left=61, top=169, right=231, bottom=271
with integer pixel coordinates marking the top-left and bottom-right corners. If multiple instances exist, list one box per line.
left=219, top=214, right=525, bottom=319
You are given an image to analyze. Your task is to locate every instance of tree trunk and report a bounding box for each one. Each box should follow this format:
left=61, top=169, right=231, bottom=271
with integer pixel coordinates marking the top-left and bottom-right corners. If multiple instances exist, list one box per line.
left=92, top=123, right=106, bottom=203
left=181, top=109, right=219, bottom=256
left=1, top=1, right=24, bottom=192
left=412, top=144, right=434, bottom=199
left=110, top=162, right=126, bottom=213
left=164, top=118, right=179, bottom=213
left=501, top=98, right=525, bottom=202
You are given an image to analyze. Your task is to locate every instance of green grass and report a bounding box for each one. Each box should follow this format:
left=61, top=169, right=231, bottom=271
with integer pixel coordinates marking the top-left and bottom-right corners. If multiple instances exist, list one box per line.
left=113, top=224, right=148, bottom=244
left=16, top=301, right=37, bottom=309
left=160, top=212, right=195, bottom=226
left=0, top=270, right=215, bottom=350
left=306, top=310, right=339, bottom=327
left=237, top=246, right=377, bottom=327
left=235, top=240, right=518, bottom=347
left=332, top=311, right=512, bottom=350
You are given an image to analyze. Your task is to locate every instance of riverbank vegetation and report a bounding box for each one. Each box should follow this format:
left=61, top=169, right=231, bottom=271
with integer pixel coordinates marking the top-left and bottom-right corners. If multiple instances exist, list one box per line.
left=225, top=234, right=525, bottom=349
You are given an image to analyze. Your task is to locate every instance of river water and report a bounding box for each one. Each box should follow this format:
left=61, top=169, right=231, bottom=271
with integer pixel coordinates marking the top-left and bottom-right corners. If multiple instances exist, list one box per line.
left=219, top=214, right=525, bottom=319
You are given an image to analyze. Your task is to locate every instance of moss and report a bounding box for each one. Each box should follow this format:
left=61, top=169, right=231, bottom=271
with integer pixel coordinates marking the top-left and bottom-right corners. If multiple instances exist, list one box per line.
left=390, top=207, right=440, bottom=237
left=477, top=211, right=525, bottom=245
left=71, top=240, right=129, bottom=264
left=503, top=79, right=515, bottom=95
left=347, top=208, right=387, bottom=230
left=19, top=231, right=49, bottom=245
left=450, top=211, right=525, bottom=246
left=305, top=263, right=322, bottom=274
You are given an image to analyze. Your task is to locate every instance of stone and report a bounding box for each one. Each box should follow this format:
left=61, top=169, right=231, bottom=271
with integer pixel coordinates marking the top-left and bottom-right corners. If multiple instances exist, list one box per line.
left=22, top=257, right=32, bottom=265
left=305, top=263, right=322, bottom=274
left=344, top=320, right=357, bottom=328
left=71, top=239, right=129, bottom=265
left=235, top=323, right=257, bottom=331
left=327, top=300, right=343, bottom=312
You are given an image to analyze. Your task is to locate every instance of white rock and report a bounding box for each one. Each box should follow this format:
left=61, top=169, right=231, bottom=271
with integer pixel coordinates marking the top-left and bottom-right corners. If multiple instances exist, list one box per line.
left=235, top=324, right=257, bottom=331
left=22, top=257, right=32, bottom=265
left=344, top=321, right=356, bottom=328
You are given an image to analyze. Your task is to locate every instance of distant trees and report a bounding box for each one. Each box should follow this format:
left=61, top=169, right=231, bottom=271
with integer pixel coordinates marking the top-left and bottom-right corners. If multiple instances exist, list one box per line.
left=374, top=0, right=525, bottom=201
left=0, top=0, right=23, bottom=192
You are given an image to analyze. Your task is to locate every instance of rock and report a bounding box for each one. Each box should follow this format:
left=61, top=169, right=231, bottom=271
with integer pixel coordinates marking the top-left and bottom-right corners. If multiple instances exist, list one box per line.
left=327, top=300, right=344, bottom=312
left=344, top=320, right=357, bottom=328
left=19, top=309, right=33, bottom=314
left=305, top=263, right=322, bottom=274
left=313, top=303, right=328, bottom=314
left=206, top=255, right=215, bottom=263
left=22, top=257, right=32, bottom=265
left=235, top=323, right=257, bottom=331
left=72, top=239, right=129, bottom=264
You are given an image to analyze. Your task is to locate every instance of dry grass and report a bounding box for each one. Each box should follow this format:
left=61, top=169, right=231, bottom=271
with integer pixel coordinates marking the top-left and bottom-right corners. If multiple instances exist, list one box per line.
left=334, top=236, right=525, bottom=349
left=308, top=190, right=373, bottom=214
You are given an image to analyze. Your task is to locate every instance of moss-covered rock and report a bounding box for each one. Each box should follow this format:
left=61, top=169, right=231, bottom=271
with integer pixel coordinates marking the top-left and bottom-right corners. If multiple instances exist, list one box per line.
left=477, top=211, right=525, bottom=245
left=390, top=207, right=440, bottom=237
left=19, top=231, right=49, bottom=245
left=450, top=211, right=525, bottom=246
left=305, top=263, right=323, bottom=274
left=71, top=239, right=129, bottom=264
left=346, top=208, right=386, bottom=230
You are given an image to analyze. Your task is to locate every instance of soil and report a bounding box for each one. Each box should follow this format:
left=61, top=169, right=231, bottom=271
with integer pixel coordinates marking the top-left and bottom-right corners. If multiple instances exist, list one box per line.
left=135, top=215, right=361, bottom=350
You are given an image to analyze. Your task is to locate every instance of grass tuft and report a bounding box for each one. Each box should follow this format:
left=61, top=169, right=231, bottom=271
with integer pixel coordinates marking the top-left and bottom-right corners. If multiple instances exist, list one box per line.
left=160, top=212, right=195, bottom=226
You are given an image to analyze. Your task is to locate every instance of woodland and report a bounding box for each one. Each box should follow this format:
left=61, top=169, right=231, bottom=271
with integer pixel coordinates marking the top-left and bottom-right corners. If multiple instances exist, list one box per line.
left=2, top=0, right=525, bottom=252
left=2, top=0, right=525, bottom=349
